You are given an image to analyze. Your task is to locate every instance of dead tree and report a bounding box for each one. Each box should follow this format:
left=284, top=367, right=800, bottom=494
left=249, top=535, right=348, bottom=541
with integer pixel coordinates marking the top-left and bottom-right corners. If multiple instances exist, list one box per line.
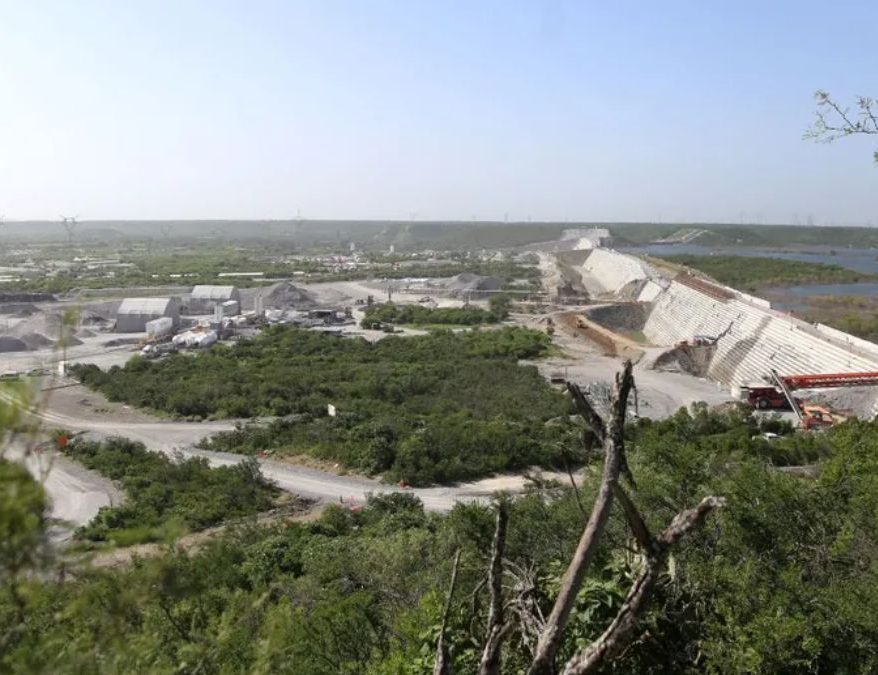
left=434, top=549, right=462, bottom=675
left=562, top=496, right=724, bottom=674
left=527, top=363, right=636, bottom=675
left=478, top=501, right=512, bottom=675
left=435, top=361, right=724, bottom=675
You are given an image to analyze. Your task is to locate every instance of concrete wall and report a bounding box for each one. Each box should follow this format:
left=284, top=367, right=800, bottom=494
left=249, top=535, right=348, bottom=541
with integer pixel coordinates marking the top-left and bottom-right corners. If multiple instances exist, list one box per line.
left=576, top=248, right=650, bottom=297
left=643, top=280, right=878, bottom=390
left=637, top=279, right=664, bottom=303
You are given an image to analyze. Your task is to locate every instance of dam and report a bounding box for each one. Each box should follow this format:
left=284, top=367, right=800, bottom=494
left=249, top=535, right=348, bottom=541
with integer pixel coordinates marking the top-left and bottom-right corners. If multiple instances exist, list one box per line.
left=550, top=243, right=878, bottom=415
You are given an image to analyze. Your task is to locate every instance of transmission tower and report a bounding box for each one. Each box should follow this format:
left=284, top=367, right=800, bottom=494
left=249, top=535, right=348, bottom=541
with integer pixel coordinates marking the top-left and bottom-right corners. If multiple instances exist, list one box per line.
left=60, top=215, right=78, bottom=243
left=160, top=223, right=172, bottom=239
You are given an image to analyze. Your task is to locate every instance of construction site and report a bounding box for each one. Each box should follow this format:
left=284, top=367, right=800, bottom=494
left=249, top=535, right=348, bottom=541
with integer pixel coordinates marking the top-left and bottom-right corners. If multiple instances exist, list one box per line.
left=538, top=229, right=878, bottom=429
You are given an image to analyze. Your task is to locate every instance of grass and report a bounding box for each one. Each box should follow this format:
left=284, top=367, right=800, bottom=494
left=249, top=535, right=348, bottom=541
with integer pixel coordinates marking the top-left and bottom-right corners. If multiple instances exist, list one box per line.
left=661, top=254, right=874, bottom=291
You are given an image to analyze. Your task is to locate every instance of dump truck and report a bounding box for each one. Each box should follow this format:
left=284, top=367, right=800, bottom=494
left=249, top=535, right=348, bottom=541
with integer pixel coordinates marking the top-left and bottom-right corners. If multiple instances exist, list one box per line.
left=742, top=385, right=801, bottom=411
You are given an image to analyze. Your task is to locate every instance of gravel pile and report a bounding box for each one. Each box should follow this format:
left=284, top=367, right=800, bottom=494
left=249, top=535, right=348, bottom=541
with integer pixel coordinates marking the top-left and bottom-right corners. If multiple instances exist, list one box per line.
left=262, top=282, right=317, bottom=309
left=0, top=303, right=39, bottom=316
left=0, top=336, right=28, bottom=352
left=446, top=273, right=503, bottom=292
left=19, top=332, right=55, bottom=350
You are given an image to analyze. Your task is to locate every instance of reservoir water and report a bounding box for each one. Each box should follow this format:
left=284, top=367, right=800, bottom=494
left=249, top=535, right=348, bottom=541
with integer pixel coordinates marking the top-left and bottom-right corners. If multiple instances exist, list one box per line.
left=622, top=243, right=878, bottom=305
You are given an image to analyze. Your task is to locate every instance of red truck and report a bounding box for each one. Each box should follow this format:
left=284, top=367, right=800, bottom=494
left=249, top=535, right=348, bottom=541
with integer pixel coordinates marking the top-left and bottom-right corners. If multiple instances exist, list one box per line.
left=742, top=386, right=802, bottom=411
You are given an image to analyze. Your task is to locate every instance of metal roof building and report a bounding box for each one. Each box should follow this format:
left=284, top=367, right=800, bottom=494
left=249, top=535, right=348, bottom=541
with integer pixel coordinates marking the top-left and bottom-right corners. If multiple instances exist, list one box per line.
left=116, top=297, right=180, bottom=333
left=189, top=285, right=241, bottom=313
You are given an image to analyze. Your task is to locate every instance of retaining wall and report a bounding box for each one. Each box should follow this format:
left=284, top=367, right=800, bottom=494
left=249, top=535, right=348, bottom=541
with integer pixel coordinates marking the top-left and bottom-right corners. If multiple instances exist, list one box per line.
left=578, top=248, right=651, bottom=296
left=643, top=280, right=878, bottom=390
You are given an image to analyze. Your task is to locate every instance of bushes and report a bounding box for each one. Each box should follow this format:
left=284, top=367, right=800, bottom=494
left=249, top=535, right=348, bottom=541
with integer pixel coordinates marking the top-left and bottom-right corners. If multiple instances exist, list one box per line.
left=662, top=254, right=872, bottom=290
left=9, top=408, right=878, bottom=672
left=64, top=437, right=278, bottom=545
left=361, top=300, right=509, bottom=328
left=73, top=327, right=567, bottom=485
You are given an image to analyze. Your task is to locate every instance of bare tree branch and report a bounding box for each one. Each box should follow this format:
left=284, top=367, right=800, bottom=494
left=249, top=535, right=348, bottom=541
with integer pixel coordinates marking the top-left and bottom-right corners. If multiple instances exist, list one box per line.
left=611, top=484, right=654, bottom=554
left=564, top=459, right=588, bottom=521
left=567, top=378, right=635, bottom=487
left=528, top=361, right=634, bottom=675
left=566, top=381, right=606, bottom=440
left=479, top=501, right=512, bottom=675
left=562, top=496, right=725, bottom=675
left=806, top=90, right=878, bottom=163
left=434, top=549, right=462, bottom=675
left=505, top=561, right=545, bottom=656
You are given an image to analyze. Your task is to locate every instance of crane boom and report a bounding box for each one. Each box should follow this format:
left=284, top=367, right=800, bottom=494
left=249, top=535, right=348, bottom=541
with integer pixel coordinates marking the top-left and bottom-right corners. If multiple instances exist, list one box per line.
left=770, top=369, right=805, bottom=425
left=781, top=371, right=878, bottom=390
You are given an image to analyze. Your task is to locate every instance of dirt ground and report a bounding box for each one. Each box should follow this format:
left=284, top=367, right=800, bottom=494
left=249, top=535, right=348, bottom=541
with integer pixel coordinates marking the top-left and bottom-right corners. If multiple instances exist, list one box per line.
left=524, top=312, right=733, bottom=418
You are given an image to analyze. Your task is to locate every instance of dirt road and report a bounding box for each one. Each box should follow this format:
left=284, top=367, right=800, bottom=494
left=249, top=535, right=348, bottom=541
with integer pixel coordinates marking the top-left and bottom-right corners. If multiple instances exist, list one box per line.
left=3, top=382, right=563, bottom=521
left=4, top=438, right=123, bottom=541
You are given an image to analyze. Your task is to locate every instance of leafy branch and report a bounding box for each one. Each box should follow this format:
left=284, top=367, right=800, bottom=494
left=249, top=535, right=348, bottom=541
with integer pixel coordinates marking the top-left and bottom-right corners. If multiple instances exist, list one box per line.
left=806, top=90, right=878, bottom=163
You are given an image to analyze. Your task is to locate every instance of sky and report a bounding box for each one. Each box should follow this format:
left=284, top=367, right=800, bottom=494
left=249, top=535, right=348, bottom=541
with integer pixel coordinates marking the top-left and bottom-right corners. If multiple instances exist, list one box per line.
left=0, top=0, right=876, bottom=224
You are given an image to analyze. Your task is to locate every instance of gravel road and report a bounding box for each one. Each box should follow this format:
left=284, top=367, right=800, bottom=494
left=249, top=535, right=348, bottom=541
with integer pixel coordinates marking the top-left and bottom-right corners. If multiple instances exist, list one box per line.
left=4, top=383, right=557, bottom=522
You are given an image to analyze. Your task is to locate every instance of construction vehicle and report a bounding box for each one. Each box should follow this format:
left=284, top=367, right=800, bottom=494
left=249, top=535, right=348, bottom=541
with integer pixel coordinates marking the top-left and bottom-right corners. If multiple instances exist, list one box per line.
left=800, top=404, right=849, bottom=430
left=140, top=342, right=177, bottom=359
left=743, top=385, right=802, bottom=411
left=745, top=369, right=878, bottom=429
left=745, top=371, right=878, bottom=410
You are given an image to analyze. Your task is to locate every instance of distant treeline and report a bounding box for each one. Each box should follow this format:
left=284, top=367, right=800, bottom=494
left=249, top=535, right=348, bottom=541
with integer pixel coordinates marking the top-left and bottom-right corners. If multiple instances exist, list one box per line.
left=611, top=222, right=878, bottom=247
left=661, top=254, right=873, bottom=291
left=1, top=247, right=539, bottom=294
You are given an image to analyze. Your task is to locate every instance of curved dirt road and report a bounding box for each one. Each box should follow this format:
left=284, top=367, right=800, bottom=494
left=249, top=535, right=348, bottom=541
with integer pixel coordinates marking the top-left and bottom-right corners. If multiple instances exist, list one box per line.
left=3, top=386, right=543, bottom=524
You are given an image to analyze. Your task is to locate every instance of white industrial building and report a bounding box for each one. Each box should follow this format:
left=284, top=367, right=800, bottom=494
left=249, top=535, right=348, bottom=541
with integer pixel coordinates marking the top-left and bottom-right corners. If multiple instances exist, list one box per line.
left=189, top=285, right=241, bottom=313
left=116, top=298, right=180, bottom=333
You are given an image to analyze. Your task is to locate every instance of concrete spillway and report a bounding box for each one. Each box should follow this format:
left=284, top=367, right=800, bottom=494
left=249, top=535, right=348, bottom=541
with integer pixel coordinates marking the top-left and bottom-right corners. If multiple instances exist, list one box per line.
left=557, top=246, right=878, bottom=403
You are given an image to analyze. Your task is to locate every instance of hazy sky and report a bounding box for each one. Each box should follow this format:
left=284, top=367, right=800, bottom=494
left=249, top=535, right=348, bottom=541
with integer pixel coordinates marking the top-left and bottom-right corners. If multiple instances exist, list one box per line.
left=1, top=1, right=876, bottom=224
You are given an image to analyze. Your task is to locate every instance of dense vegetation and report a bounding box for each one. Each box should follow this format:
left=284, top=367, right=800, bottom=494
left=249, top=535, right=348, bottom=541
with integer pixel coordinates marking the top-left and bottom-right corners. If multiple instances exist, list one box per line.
left=361, top=296, right=511, bottom=328
left=6, top=405, right=878, bottom=672
left=661, top=254, right=872, bottom=291
left=798, top=294, right=878, bottom=343
left=71, top=327, right=571, bottom=485
left=61, top=437, right=278, bottom=546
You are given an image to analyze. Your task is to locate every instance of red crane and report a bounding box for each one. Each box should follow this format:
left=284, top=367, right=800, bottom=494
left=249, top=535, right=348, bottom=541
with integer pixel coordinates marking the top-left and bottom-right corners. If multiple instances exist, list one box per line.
left=763, top=369, right=878, bottom=429
left=744, top=370, right=878, bottom=421
left=779, top=371, right=878, bottom=390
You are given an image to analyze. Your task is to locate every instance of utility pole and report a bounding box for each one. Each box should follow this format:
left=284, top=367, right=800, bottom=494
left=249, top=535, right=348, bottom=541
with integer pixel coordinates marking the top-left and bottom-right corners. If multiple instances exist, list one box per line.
left=60, top=215, right=78, bottom=244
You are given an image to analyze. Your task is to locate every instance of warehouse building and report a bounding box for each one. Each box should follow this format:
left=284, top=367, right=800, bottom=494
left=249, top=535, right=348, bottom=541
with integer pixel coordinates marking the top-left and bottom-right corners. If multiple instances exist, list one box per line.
left=189, top=285, right=241, bottom=313
left=116, top=298, right=180, bottom=333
